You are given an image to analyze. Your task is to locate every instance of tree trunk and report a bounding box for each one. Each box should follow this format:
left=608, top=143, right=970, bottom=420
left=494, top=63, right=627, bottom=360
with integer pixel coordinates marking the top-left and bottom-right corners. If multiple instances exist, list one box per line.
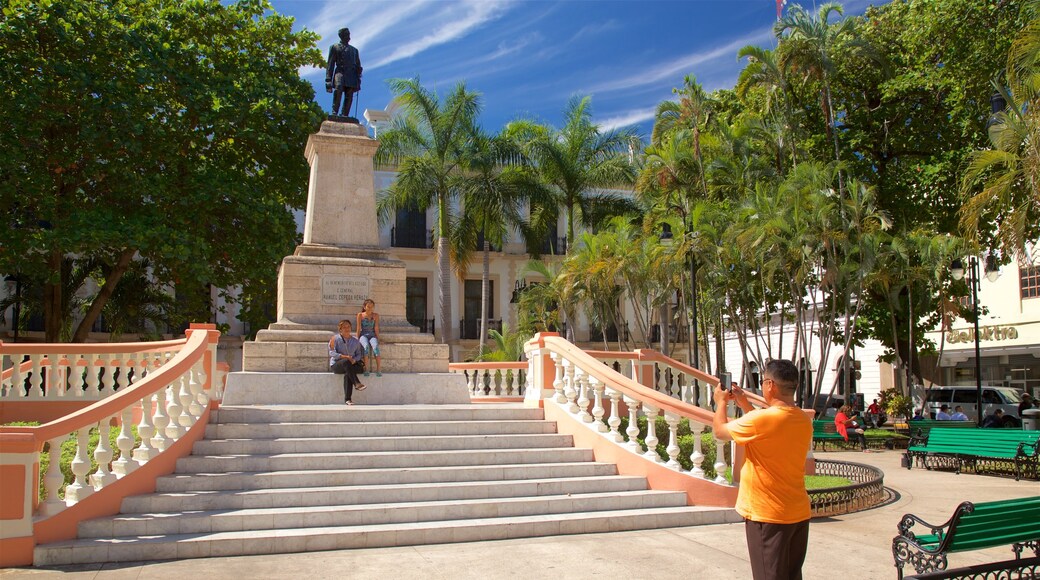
left=71, top=248, right=136, bottom=343
left=43, top=249, right=63, bottom=342
left=479, top=240, right=490, bottom=354
left=436, top=236, right=450, bottom=343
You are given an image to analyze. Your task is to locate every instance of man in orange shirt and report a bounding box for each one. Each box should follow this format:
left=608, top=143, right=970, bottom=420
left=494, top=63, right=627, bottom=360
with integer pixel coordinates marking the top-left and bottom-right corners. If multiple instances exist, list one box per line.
left=713, top=359, right=812, bottom=580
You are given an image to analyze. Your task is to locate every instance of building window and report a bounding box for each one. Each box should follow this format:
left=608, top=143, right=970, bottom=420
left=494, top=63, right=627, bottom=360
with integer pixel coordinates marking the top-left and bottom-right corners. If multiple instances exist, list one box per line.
left=461, top=280, right=495, bottom=339
left=406, top=277, right=428, bottom=330
left=1021, top=265, right=1040, bottom=299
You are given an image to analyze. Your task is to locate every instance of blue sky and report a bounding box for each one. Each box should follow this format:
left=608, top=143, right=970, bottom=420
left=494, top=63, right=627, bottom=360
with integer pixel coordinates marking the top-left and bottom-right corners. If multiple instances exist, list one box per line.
left=272, top=0, right=882, bottom=138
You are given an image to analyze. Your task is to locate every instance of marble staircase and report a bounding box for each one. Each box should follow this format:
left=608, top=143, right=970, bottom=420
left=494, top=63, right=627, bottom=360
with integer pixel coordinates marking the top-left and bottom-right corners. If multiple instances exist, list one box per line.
left=34, top=404, right=739, bottom=565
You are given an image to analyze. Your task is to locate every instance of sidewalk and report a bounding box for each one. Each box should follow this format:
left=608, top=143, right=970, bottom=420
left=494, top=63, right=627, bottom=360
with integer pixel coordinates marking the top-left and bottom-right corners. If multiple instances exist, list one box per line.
left=3, top=449, right=1037, bottom=580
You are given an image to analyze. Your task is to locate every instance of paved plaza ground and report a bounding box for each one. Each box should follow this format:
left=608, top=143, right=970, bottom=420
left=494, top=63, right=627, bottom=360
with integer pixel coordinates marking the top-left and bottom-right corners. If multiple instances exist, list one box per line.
left=3, top=449, right=1037, bottom=580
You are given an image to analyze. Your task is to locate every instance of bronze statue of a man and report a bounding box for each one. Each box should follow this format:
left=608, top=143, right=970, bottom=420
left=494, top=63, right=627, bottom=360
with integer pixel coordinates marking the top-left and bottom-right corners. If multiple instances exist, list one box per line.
left=325, top=27, right=362, bottom=118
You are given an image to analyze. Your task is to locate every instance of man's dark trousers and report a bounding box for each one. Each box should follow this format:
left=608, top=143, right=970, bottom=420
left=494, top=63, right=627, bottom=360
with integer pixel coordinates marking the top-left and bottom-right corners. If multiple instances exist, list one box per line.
left=330, top=359, right=364, bottom=401
left=745, top=518, right=810, bottom=580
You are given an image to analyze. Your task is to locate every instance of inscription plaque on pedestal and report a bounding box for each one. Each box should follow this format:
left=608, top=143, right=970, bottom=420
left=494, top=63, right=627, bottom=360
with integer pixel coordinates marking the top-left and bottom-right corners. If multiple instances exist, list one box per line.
left=322, top=275, right=370, bottom=305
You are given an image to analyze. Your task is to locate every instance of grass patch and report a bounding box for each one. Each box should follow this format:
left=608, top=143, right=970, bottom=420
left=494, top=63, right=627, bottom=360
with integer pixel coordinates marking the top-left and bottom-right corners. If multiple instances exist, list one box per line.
left=805, top=475, right=852, bottom=489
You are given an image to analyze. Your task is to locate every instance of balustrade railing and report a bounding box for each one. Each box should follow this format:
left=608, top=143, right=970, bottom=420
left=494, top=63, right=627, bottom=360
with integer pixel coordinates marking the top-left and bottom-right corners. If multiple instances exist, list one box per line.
left=1, top=339, right=187, bottom=401
left=0, top=325, right=221, bottom=566
left=528, top=335, right=745, bottom=487
left=449, top=362, right=527, bottom=398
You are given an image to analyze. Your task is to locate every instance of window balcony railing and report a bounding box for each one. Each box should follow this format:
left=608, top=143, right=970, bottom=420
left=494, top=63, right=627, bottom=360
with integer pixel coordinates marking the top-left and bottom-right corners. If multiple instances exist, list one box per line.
left=459, top=318, right=503, bottom=340
left=589, top=325, right=629, bottom=343
left=650, top=324, right=689, bottom=343
left=409, top=318, right=435, bottom=334
left=391, top=226, right=433, bottom=249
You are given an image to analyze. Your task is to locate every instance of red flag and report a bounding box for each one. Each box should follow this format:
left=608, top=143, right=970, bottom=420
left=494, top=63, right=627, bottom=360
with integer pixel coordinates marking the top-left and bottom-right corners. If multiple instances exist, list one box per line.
left=776, top=0, right=787, bottom=20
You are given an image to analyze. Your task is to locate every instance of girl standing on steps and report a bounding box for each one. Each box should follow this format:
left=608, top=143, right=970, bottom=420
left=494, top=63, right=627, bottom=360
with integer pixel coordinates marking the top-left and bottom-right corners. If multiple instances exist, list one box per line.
left=356, top=298, right=382, bottom=377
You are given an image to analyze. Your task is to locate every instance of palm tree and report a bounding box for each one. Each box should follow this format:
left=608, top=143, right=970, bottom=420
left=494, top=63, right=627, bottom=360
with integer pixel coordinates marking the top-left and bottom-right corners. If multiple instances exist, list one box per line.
left=376, top=78, right=481, bottom=343
left=652, top=75, right=714, bottom=200
left=509, top=96, right=639, bottom=250
left=774, top=2, right=861, bottom=194
left=736, top=46, right=800, bottom=171
left=455, top=128, right=552, bottom=354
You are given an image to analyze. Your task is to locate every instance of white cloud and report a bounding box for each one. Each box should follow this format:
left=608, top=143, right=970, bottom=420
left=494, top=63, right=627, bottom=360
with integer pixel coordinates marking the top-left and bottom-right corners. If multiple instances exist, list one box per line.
left=301, top=0, right=517, bottom=73
left=596, top=106, right=657, bottom=132
left=587, top=26, right=775, bottom=94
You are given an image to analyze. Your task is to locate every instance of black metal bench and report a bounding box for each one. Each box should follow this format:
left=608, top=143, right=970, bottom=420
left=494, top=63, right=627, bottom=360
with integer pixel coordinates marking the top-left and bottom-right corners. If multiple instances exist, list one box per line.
left=892, top=496, right=1040, bottom=579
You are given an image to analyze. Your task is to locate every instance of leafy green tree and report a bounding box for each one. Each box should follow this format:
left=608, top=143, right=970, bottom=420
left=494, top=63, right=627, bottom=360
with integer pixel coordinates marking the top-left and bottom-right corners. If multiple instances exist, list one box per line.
left=376, top=78, right=482, bottom=343
left=0, top=0, right=324, bottom=341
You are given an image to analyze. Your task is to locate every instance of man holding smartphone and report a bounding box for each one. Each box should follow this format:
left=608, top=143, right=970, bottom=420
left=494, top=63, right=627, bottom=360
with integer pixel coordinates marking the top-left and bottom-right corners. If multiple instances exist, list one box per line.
left=712, top=359, right=812, bottom=580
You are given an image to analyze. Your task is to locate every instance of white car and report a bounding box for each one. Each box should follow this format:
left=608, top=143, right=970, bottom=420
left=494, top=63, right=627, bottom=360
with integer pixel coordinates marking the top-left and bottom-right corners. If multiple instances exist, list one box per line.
left=912, top=385, right=1026, bottom=422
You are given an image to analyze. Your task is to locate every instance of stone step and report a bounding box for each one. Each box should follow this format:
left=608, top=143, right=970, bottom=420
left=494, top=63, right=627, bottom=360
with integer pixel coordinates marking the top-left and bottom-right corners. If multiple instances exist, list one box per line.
left=191, top=433, right=574, bottom=455
left=37, top=506, right=741, bottom=565
left=126, top=475, right=648, bottom=513
left=212, top=404, right=543, bottom=424
left=156, top=461, right=620, bottom=492
left=88, top=489, right=683, bottom=537
left=204, top=419, right=557, bottom=439
left=175, top=447, right=594, bottom=473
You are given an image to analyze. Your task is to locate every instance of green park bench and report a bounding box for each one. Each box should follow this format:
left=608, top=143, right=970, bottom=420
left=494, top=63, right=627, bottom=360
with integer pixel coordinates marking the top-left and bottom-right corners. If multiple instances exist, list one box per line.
left=905, top=428, right=1039, bottom=480
left=811, top=419, right=845, bottom=450
left=892, top=496, right=1040, bottom=579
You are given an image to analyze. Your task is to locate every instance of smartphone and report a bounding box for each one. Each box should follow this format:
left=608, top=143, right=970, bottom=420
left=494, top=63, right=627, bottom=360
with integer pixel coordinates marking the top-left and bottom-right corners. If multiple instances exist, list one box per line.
left=719, top=372, right=732, bottom=392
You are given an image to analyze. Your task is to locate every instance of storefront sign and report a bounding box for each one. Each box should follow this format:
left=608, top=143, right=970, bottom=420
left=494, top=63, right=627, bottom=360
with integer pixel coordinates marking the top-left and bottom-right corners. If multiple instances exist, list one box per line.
left=321, top=275, right=370, bottom=306
left=946, top=325, right=1019, bottom=344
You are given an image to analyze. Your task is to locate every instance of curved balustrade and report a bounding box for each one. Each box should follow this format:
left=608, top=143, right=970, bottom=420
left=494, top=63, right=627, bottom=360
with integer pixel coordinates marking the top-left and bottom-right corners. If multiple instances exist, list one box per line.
left=527, top=335, right=738, bottom=489
left=0, top=325, right=221, bottom=567
left=449, top=362, right=527, bottom=398
left=1, top=339, right=187, bottom=401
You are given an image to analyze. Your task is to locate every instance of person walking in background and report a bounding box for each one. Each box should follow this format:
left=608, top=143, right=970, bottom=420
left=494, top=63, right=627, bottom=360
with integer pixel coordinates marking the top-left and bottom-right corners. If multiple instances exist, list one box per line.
left=936, top=404, right=953, bottom=420
left=329, top=319, right=366, bottom=405
left=867, top=398, right=881, bottom=428
left=1020, top=393, right=1034, bottom=417
left=713, top=359, right=812, bottom=580
left=356, top=299, right=382, bottom=377
left=835, top=404, right=871, bottom=452
left=950, top=405, right=969, bottom=421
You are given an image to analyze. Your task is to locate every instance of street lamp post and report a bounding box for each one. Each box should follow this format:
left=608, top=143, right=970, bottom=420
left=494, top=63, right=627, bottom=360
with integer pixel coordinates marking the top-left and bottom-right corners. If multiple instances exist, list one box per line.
left=661, top=223, right=701, bottom=404
left=951, top=255, right=1000, bottom=426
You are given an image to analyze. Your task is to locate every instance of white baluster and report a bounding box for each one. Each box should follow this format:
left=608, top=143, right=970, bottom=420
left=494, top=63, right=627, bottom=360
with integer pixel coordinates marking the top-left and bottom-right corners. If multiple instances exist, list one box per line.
left=48, top=353, right=61, bottom=398
left=606, top=387, right=623, bottom=442
left=165, top=382, right=186, bottom=440
left=576, top=368, right=591, bottom=423
left=187, top=363, right=204, bottom=419
left=65, top=427, right=94, bottom=503
left=39, top=435, right=67, bottom=516
left=125, top=353, right=138, bottom=389
left=10, top=356, right=24, bottom=397
left=642, top=403, right=661, bottom=462
left=133, top=393, right=158, bottom=464
left=178, top=371, right=194, bottom=427
left=562, top=359, right=578, bottom=413
left=689, top=422, right=706, bottom=478
left=493, top=369, right=503, bottom=397
left=664, top=412, right=681, bottom=469
left=84, top=354, right=101, bottom=397
left=101, top=354, right=116, bottom=395
left=714, top=440, right=729, bottom=484
left=112, top=405, right=141, bottom=476
left=28, top=354, right=44, bottom=398
left=550, top=353, right=566, bottom=403
left=468, top=370, right=478, bottom=396
left=624, top=395, right=641, bottom=452
left=91, top=416, right=116, bottom=489
left=152, top=383, right=172, bottom=451
left=114, top=355, right=130, bottom=393
left=591, top=376, right=607, bottom=433
left=66, top=354, right=83, bottom=398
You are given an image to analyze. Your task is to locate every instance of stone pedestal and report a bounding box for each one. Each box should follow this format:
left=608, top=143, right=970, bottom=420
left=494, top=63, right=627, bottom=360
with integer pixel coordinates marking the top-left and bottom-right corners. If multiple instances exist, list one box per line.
left=242, top=121, right=449, bottom=373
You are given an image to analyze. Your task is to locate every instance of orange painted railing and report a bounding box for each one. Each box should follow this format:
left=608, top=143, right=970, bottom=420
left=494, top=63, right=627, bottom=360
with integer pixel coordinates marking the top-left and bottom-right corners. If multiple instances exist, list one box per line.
left=448, top=361, right=527, bottom=398
left=0, top=324, right=221, bottom=567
